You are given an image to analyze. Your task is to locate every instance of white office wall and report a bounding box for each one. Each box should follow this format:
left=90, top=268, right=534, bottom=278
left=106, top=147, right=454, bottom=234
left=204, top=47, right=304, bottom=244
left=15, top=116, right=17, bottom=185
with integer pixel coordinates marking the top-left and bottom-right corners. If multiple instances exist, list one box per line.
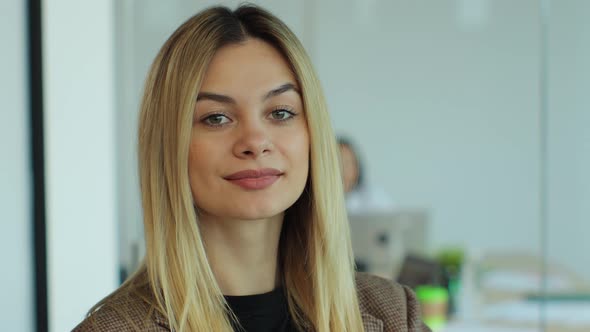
left=547, top=1, right=590, bottom=279
left=103, top=0, right=590, bottom=308
left=0, top=1, right=33, bottom=331
left=315, top=0, right=542, bottom=253
left=43, top=1, right=118, bottom=331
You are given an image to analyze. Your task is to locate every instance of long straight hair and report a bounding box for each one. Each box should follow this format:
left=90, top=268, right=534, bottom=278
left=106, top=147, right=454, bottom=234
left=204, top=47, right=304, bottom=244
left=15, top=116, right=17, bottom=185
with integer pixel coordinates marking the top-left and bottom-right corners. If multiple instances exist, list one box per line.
left=94, top=5, right=364, bottom=331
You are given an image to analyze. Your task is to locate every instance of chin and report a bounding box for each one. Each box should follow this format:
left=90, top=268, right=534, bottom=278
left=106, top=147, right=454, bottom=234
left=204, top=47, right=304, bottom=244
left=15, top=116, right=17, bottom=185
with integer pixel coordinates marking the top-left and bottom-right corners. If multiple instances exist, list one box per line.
left=231, top=197, right=298, bottom=220
left=232, top=207, right=284, bottom=221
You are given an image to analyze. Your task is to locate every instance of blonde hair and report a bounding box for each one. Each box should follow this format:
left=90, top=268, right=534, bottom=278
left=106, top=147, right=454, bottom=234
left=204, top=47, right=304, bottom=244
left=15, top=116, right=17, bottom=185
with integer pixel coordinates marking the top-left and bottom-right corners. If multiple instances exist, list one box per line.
left=93, top=5, right=363, bottom=331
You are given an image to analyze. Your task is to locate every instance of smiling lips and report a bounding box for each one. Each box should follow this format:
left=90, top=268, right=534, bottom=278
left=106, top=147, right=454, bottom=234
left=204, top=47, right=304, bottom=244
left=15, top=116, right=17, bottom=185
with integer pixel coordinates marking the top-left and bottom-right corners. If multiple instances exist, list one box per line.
left=224, top=168, right=283, bottom=190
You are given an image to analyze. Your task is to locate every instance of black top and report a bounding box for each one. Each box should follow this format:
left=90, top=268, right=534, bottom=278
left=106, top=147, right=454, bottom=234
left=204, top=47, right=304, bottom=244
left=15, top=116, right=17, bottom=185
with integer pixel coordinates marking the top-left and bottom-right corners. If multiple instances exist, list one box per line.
left=225, top=288, right=297, bottom=332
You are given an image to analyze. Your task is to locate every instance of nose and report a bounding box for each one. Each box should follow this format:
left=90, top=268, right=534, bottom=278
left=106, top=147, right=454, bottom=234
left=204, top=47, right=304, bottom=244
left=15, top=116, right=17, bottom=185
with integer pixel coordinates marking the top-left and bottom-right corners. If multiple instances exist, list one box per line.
left=232, top=121, right=273, bottom=159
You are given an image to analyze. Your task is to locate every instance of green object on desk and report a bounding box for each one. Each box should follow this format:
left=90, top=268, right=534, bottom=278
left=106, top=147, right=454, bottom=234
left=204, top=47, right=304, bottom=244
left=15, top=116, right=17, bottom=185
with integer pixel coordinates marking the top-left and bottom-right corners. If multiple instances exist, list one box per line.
left=416, top=286, right=448, bottom=331
left=416, top=286, right=449, bottom=302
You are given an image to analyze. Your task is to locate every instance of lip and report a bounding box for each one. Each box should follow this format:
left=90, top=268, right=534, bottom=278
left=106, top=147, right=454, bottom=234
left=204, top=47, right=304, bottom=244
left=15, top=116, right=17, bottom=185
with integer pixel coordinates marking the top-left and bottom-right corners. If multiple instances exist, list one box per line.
left=224, top=168, right=283, bottom=190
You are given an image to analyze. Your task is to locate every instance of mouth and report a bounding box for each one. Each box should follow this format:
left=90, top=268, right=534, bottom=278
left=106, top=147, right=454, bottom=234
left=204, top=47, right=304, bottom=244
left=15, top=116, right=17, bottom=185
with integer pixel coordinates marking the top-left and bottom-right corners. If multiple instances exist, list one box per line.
left=224, top=168, right=284, bottom=190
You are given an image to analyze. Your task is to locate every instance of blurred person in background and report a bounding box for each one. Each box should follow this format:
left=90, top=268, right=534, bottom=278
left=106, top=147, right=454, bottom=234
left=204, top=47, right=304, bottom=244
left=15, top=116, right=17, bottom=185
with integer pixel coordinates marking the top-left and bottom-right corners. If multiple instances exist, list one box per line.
left=338, top=136, right=395, bottom=215
left=74, top=5, right=429, bottom=332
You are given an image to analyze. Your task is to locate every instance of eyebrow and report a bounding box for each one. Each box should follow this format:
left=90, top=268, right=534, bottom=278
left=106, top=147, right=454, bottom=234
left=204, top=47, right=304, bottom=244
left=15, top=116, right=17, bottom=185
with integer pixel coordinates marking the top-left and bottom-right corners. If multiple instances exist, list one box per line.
left=264, top=83, right=300, bottom=99
left=196, top=83, right=300, bottom=104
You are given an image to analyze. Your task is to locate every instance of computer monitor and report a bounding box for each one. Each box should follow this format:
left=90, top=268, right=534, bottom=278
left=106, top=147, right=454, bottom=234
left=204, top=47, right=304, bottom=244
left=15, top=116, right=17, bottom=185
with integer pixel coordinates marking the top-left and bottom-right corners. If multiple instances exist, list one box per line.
left=347, top=210, right=429, bottom=279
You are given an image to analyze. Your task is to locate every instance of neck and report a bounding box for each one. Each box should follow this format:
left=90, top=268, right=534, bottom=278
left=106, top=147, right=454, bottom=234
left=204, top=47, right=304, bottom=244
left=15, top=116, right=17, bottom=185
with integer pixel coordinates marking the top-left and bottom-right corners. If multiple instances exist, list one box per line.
left=198, top=212, right=284, bottom=296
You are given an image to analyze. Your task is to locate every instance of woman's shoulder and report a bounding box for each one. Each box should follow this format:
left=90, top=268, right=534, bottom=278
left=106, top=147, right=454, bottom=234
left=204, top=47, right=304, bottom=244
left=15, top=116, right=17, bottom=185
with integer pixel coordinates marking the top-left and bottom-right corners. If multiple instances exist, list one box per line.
left=355, top=272, right=431, bottom=331
left=72, top=287, right=167, bottom=332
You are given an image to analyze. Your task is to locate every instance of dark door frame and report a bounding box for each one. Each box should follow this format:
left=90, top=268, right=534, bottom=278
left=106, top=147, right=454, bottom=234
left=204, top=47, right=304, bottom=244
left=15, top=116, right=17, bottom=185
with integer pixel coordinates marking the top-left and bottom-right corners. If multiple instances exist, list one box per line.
left=27, top=0, right=47, bottom=331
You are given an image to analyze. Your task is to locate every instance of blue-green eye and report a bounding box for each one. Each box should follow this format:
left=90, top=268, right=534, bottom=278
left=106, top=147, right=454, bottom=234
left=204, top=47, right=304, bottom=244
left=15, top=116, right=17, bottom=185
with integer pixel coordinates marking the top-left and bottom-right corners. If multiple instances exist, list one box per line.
left=270, top=109, right=295, bottom=121
left=202, top=114, right=231, bottom=126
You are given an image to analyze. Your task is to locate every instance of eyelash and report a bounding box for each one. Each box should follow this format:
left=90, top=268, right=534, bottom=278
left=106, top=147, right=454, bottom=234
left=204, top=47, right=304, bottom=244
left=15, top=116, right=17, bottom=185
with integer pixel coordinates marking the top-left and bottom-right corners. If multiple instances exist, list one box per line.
left=199, top=106, right=298, bottom=128
left=200, top=112, right=231, bottom=127
left=269, top=106, right=297, bottom=122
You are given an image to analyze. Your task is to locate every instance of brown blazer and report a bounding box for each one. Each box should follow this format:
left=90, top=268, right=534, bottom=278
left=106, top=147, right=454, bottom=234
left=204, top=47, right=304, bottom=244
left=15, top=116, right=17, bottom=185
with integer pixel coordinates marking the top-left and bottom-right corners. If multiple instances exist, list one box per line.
left=73, top=272, right=431, bottom=332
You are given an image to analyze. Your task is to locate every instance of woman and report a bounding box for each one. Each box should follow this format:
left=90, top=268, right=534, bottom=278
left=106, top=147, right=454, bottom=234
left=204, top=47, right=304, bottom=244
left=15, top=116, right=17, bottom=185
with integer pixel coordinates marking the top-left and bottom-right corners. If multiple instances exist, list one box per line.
left=338, top=136, right=364, bottom=195
left=337, top=136, right=395, bottom=215
left=74, top=5, right=429, bottom=332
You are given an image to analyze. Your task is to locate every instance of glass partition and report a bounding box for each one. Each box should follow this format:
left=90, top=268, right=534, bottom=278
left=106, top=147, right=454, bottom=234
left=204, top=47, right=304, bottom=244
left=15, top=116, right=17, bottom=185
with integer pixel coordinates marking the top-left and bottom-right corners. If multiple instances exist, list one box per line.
left=543, top=1, right=590, bottom=331
left=114, top=1, right=589, bottom=330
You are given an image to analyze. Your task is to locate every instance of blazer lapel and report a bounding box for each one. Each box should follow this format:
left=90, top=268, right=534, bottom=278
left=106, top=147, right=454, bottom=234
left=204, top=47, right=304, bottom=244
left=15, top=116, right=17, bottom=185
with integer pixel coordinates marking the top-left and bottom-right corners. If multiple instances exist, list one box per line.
left=153, top=309, right=171, bottom=331
left=361, top=312, right=384, bottom=332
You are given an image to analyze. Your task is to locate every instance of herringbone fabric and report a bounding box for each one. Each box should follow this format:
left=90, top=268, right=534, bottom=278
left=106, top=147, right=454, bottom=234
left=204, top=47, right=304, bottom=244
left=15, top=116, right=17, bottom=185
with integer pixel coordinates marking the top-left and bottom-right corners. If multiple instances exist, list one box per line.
left=355, top=273, right=430, bottom=332
left=72, top=272, right=431, bottom=332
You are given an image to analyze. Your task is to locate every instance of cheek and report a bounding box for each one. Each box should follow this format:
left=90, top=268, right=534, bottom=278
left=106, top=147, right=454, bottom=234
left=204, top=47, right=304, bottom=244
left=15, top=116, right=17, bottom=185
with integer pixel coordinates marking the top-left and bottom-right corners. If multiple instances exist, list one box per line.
left=188, top=138, right=214, bottom=184
left=187, top=152, right=201, bottom=192
left=188, top=141, right=218, bottom=209
left=296, top=137, right=311, bottom=184
left=292, top=129, right=310, bottom=167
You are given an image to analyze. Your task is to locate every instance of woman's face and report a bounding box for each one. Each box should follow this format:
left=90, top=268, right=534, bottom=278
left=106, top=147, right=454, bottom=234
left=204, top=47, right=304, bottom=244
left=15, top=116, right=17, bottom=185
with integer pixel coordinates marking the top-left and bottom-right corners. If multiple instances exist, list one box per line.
left=189, top=38, right=309, bottom=221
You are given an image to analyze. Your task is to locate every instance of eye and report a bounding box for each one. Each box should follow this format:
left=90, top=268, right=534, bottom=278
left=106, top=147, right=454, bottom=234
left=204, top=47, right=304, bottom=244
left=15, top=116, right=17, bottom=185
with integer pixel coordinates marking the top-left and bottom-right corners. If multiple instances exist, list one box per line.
left=270, top=108, right=296, bottom=121
left=202, top=114, right=231, bottom=127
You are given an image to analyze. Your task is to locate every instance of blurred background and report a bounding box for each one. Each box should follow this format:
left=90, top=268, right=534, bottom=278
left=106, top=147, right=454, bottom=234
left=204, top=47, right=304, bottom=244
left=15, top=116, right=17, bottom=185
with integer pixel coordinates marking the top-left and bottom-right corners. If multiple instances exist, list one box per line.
left=1, top=0, right=588, bottom=331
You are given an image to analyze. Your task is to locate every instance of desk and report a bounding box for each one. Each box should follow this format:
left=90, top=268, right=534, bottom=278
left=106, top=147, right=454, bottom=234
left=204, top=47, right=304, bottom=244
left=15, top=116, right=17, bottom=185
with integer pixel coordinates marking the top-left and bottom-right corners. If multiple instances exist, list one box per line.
left=444, top=321, right=538, bottom=332
left=445, top=252, right=590, bottom=332
left=444, top=320, right=589, bottom=332
left=479, top=300, right=590, bottom=332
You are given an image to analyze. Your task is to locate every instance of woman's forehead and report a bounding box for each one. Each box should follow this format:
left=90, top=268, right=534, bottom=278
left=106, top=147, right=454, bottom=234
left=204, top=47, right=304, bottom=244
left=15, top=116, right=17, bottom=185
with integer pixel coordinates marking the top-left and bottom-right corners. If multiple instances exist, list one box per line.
left=199, top=38, right=298, bottom=94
